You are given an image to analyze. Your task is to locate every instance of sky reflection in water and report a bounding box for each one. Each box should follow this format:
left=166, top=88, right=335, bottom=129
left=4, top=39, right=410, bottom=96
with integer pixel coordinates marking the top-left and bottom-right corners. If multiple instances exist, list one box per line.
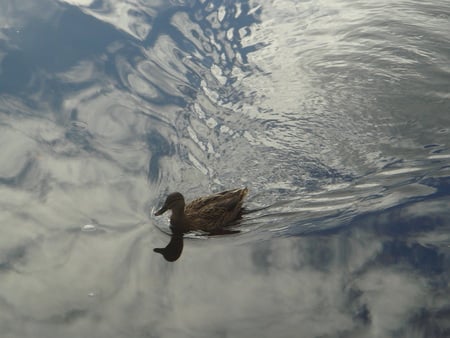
left=0, top=0, right=450, bottom=337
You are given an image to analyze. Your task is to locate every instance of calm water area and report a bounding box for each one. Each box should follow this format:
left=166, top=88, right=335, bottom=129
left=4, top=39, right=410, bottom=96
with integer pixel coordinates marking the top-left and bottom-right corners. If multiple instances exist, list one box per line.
left=1, top=0, right=450, bottom=337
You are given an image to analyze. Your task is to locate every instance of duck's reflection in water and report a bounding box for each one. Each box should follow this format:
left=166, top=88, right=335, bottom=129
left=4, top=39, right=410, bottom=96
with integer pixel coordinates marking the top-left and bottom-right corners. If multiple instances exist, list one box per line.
left=153, top=229, right=184, bottom=262
left=153, top=226, right=240, bottom=262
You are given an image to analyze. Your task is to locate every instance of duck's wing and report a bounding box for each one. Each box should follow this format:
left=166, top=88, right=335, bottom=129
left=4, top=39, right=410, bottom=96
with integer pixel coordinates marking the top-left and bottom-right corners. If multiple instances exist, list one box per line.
left=185, top=188, right=248, bottom=230
left=187, top=188, right=248, bottom=212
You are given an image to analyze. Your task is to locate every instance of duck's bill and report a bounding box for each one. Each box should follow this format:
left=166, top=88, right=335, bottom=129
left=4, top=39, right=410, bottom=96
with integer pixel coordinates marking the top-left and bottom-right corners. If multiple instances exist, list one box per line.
left=154, top=206, right=167, bottom=216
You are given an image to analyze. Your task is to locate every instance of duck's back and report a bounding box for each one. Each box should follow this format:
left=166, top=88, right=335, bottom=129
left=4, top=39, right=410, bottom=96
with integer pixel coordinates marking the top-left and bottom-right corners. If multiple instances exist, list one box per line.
left=184, top=188, right=248, bottom=231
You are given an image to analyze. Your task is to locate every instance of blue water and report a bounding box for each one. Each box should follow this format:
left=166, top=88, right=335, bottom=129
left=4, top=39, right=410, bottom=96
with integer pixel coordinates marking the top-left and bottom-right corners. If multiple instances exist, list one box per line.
left=1, top=0, right=449, bottom=337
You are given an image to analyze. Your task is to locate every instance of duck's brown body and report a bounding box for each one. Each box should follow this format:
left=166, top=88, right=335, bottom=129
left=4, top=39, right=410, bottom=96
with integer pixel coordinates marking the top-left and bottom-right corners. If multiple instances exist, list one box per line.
left=154, top=188, right=248, bottom=233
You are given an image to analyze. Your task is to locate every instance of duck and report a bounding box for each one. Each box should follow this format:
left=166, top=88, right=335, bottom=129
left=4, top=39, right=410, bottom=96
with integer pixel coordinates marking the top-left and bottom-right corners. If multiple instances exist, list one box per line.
left=154, top=188, right=248, bottom=233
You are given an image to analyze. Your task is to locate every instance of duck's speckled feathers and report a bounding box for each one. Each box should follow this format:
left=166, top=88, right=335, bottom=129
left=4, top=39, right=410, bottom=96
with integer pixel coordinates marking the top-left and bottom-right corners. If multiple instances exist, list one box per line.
left=185, top=188, right=248, bottom=230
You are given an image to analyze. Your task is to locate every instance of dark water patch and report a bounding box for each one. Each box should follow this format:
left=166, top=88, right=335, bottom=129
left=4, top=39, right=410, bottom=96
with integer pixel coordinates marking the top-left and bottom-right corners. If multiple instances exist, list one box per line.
left=20, top=6, right=123, bottom=73
left=0, top=245, right=27, bottom=273
left=64, top=120, right=93, bottom=152
left=378, top=241, right=445, bottom=276
left=421, top=176, right=450, bottom=196
left=424, top=144, right=442, bottom=150
left=146, top=130, right=175, bottom=183
left=410, top=307, right=450, bottom=338
left=0, top=158, right=34, bottom=187
left=0, top=4, right=126, bottom=102
left=47, top=309, right=88, bottom=325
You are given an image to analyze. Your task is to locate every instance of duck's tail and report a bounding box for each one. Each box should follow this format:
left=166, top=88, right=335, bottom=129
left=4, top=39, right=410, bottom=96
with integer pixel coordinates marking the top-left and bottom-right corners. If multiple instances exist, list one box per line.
left=240, top=187, right=249, bottom=199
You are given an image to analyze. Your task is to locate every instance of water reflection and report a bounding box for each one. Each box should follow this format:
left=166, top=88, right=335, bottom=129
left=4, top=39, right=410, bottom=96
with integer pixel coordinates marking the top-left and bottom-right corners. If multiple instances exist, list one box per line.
left=1, top=0, right=450, bottom=336
left=153, top=230, right=184, bottom=262
left=147, top=195, right=450, bottom=337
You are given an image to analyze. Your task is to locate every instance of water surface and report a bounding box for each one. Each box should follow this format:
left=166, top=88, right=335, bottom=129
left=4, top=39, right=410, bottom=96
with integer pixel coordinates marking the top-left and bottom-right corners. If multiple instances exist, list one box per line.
left=1, top=0, right=450, bottom=337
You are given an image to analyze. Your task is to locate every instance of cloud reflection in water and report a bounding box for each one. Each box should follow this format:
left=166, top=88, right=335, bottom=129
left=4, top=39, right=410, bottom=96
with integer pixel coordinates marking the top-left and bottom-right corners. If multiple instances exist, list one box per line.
left=0, top=0, right=450, bottom=337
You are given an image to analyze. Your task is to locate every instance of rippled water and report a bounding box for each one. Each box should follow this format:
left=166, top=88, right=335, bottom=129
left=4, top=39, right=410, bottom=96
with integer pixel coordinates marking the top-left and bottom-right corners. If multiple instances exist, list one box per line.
left=1, top=0, right=450, bottom=337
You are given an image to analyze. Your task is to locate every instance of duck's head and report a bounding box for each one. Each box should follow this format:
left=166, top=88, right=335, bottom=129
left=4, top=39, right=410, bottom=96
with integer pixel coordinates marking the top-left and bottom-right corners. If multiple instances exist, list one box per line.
left=154, top=192, right=185, bottom=216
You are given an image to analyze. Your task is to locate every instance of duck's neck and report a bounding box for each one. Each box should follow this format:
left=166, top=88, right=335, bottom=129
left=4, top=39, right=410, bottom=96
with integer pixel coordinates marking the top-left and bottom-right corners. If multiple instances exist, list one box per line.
left=170, top=204, right=186, bottom=227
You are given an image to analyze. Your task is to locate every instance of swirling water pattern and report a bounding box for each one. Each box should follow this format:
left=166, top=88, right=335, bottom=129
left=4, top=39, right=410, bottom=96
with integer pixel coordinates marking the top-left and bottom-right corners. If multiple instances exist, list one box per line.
left=0, top=0, right=450, bottom=337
